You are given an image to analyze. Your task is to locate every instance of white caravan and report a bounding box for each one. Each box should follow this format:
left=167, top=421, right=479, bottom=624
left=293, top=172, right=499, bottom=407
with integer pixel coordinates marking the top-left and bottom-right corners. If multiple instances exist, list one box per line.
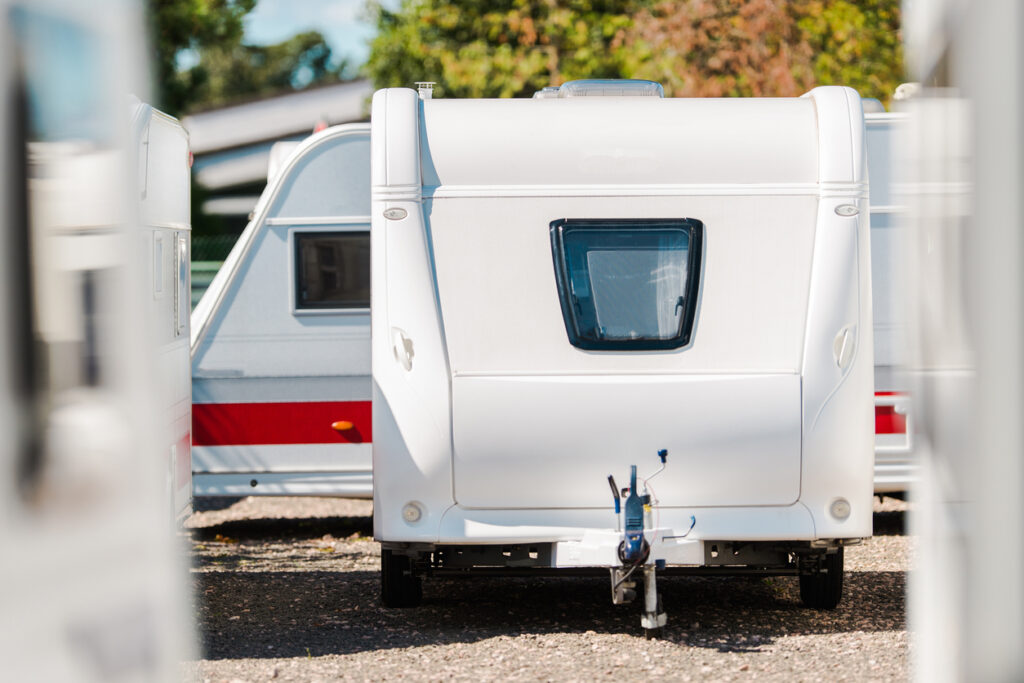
left=191, top=107, right=914, bottom=503
left=370, top=81, right=874, bottom=633
left=132, top=102, right=194, bottom=518
left=27, top=102, right=193, bottom=520
left=190, top=123, right=372, bottom=497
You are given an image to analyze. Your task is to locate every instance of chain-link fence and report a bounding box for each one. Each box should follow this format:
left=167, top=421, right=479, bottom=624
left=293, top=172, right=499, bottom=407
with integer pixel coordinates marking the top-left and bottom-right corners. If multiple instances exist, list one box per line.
left=191, top=234, right=240, bottom=309
left=192, top=234, right=238, bottom=262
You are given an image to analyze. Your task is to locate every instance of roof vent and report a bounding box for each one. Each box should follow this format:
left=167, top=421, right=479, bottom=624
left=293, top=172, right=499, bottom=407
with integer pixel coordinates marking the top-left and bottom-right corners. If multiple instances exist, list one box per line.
left=532, top=79, right=665, bottom=99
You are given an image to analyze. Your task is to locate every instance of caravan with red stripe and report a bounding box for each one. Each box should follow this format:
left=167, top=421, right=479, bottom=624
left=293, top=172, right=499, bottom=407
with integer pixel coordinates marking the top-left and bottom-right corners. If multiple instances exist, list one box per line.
left=190, top=124, right=373, bottom=497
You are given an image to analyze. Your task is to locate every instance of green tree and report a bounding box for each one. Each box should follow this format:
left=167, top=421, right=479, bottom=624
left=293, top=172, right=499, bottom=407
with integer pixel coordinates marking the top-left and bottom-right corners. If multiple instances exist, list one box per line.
left=148, top=0, right=256, bottom=115
left=623, top=0, right=816, bottom=97
left=190, top=31, right=350, bottom=109
left=366, top=0, right=645, bottom=99
left=148, top=0, right=351, bottom=114
left=368, top=0, right=903, bottom=104
left=792, top=0, right=903, bottom=103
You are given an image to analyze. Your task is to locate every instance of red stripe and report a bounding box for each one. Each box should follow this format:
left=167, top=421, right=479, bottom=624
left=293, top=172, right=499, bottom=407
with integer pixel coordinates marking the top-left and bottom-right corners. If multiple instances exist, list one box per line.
left=875, top=405, right=907, bottom=435
left=874, top=393, right=908, bottom=435
left=193, top=401, right=371, bottom=446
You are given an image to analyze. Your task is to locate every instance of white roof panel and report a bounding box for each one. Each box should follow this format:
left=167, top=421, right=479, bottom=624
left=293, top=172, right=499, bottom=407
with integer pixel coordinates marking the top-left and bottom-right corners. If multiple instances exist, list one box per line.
left=419, top=97, right=820, bottom=189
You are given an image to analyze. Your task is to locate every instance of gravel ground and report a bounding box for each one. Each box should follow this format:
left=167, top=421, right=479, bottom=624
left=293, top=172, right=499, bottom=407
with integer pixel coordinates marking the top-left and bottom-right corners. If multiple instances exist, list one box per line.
left=183, top=496, right=911, bottom=682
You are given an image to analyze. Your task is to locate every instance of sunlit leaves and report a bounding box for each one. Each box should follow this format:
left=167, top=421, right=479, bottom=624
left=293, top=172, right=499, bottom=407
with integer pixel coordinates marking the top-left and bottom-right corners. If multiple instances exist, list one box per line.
left=367, top=0, right=903, bottom=104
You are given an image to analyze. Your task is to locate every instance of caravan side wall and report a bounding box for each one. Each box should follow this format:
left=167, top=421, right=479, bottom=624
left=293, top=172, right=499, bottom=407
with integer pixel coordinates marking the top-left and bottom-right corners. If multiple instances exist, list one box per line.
left=135, top=106, right=193, bottom=518
left=372, top=88, right=873, bottom=550
left=190, top=124, right=373, bottom=497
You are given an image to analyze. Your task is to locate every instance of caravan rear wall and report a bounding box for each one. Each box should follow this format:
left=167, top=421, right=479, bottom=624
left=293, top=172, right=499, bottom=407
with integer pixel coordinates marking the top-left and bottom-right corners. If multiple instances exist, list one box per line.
left=371, top=85, right=874, bottom=617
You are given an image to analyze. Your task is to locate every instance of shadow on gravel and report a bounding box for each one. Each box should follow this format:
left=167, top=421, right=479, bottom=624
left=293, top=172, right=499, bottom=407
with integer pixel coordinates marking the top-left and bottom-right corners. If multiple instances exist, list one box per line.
left=195, top=567, right=905, bottom=660
left=873, top=509, right=907, bottom=536
left=191, top=516, right=373, bottom=542
left=193, top=497, right=245, bottom=513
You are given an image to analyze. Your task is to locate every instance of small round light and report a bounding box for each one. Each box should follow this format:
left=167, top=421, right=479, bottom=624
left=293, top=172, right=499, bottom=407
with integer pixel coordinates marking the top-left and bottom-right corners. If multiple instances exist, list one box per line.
left=834, top=204, right=859, bottom=217
left=830, top=498, right=852, bottom=520
left=383, top=207, right=408, bottom=220
left=402, top=502, right=423, bottom=524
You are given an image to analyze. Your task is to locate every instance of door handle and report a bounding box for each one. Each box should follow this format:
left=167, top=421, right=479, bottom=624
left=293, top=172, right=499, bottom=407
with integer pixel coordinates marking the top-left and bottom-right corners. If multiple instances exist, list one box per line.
left=391, top=327, right=414, bottom=371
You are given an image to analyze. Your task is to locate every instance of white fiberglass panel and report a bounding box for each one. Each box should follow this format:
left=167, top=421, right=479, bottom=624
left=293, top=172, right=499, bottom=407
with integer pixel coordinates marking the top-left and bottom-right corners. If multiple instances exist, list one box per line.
left=428, top=195, right=816, bottom=375
left=269, top=133, right=370, bottom=218
left=138, top=112, right=190, bottom=229
left=192, top=224, right=370, bottom=378
left=419, top=97, right=817, bottom=187
left=192, top=443, right=371, bottom=473
left=452, top=373, right=801, bottom=509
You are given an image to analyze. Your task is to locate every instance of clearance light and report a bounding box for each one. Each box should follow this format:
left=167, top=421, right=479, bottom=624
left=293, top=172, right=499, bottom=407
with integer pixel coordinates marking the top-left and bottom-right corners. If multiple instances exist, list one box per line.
left=331, top=420, right=354, bottom=432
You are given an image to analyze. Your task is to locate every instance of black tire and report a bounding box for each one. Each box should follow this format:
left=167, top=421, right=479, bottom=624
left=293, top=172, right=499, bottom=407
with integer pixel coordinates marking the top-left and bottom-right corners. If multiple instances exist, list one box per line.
left=799, top=547, right=844, bottom=610
left=381, top=549, right=423, bottom=608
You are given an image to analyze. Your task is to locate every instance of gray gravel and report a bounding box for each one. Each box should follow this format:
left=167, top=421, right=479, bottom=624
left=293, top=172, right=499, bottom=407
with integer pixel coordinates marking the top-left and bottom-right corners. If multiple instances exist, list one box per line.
left=183, top=496, right=911, bottom=682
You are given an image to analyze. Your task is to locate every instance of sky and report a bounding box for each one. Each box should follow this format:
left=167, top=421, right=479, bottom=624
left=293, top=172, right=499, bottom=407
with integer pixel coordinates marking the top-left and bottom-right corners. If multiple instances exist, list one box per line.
left=244, top=0, right=389, bottom=69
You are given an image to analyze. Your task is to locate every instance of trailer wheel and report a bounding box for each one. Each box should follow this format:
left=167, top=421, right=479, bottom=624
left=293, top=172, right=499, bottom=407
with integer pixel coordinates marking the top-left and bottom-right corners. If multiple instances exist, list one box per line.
left=381, top=549, right=422, bottom=608
left=799, top=547, right=844, bottom=609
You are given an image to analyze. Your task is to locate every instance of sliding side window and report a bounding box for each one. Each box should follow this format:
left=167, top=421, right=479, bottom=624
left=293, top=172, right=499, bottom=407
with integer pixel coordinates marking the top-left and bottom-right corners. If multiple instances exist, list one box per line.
left=551, top=218, right=703, bottom=350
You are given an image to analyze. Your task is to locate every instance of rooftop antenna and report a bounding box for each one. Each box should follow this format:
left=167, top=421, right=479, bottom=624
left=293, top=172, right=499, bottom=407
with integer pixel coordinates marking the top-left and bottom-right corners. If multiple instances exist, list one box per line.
left=415, top=82, right=435, bottom=100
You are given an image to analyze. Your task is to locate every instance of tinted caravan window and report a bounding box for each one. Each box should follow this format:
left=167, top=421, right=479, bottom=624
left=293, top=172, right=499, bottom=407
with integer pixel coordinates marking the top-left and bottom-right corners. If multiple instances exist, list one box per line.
left=294, top=232, right=370, bottom=309
left=551, top=219, right=702, bottom=350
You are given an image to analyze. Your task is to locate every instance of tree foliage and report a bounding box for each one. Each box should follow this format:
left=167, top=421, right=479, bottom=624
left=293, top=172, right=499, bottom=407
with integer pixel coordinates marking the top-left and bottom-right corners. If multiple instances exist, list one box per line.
left=189, top=31, right=350, bottom=110
left=793, top=0, right=903, bottom=102
left=366, top=0, right=643, bottom=99
left=148, top=0, right=256, bottom=114
left=623, top=0, right=815, bottom=97
left=148, top=0, right=350, bottom=114
left=367, top=0, right=904, bottom=103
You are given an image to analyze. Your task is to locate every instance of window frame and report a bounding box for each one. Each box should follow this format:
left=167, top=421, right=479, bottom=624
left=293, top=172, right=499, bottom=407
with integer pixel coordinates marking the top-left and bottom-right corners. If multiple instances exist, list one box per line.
left=289, top=225, right=371, bottom=315
left=550, top=218, right=704, bottom=351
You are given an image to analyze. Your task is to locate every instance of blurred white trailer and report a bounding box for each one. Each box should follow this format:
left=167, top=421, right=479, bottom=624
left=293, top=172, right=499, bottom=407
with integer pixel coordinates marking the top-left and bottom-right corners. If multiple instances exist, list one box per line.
left=190, top=123, right=372, bottom=497
left=131, top=102, right=194, bottom=518
left=865, top=112, right=914, bottom=494
left=370, top=82, right=874, bottom=631
left=0, top=0, right=194, bottom=679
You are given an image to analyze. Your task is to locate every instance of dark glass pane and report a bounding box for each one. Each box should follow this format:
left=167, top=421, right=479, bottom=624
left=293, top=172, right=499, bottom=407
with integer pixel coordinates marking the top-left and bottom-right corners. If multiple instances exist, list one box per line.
left=552, top=220, right=702, bottom=350
left=295, top=232, right=370, bottom=309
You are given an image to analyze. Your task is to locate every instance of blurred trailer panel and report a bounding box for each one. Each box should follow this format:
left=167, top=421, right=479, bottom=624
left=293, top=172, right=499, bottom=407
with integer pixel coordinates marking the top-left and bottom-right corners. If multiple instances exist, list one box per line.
left=0, top=1, right=194, bottom=679
left=865, top=111, right=915, bottom=494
